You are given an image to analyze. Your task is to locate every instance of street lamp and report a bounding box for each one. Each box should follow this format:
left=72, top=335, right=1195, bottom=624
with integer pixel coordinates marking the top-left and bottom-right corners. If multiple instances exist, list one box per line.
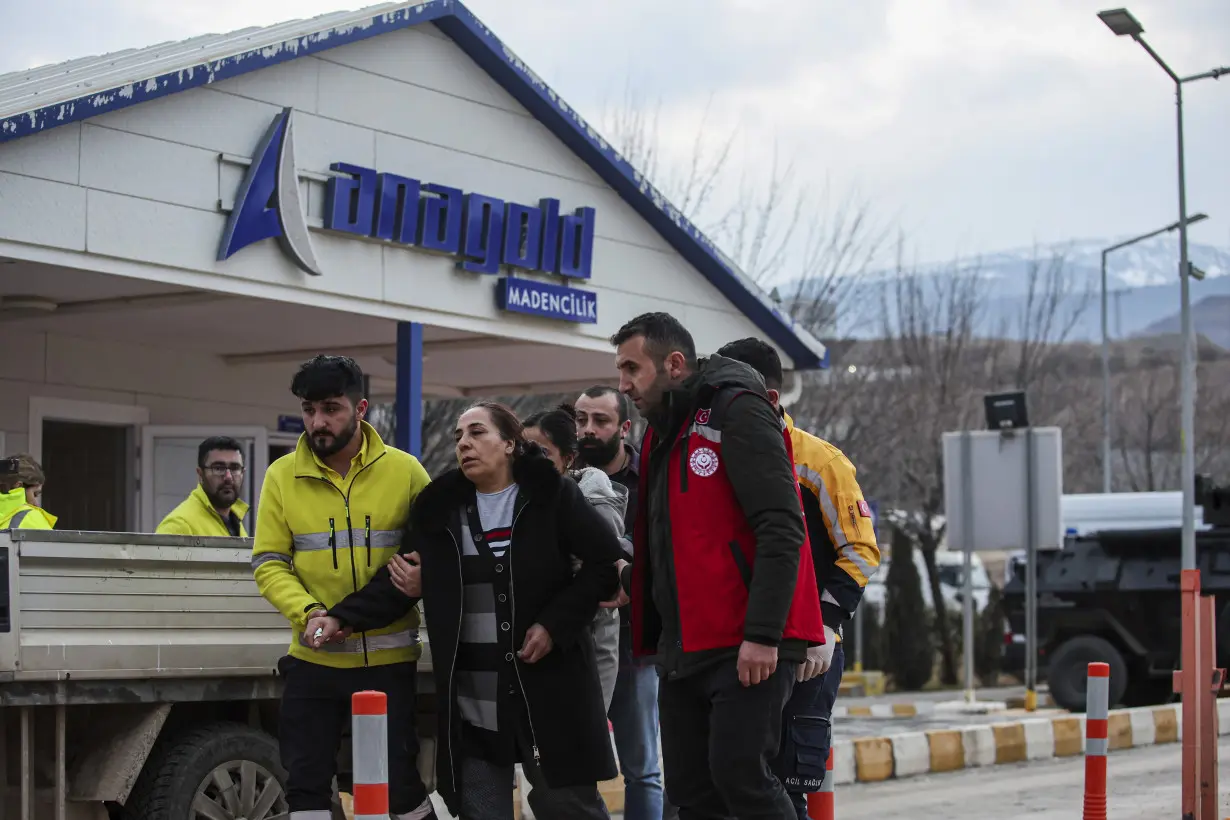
left=1099, top=10, right=1228, bottom=816
left=1098, top=7, right=1228, bottom=570
left=1100, top=213, right=1208, bottom=494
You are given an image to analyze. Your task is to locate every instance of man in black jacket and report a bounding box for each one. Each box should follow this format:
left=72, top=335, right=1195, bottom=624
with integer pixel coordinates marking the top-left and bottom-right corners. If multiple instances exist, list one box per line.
left=610, top=312, right=824, bottom=820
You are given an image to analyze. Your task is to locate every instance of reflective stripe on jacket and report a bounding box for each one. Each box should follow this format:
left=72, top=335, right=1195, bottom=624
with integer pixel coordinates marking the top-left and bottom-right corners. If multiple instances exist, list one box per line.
left=156, top=485, right=249, bottom=537
left=785, top=413, right=881, bottom=631
left=0, top=487, right=55, bottom=529
left=251, top=421, right=431, bottom=669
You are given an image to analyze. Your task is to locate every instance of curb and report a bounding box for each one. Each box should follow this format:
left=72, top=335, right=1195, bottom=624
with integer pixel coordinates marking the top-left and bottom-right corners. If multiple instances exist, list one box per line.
left=833, top=698, right=1230, bottom=787
left=836, top=701, right=941, bottom=719
left=834, top=700, right=1012, bottom=719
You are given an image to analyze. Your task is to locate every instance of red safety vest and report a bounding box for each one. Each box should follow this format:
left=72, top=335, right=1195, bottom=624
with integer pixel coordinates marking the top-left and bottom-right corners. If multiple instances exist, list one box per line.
left=631, top=388, right=824, bottom=657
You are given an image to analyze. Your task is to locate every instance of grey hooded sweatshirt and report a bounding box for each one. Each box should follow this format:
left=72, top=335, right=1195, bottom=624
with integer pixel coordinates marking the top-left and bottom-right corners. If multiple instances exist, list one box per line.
left=570, top=466, right=627, bottom=711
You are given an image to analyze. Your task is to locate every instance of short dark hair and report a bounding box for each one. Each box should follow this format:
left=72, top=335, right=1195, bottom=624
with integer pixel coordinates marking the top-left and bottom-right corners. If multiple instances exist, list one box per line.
left=716, top=338, right=783, bottom=390
left=523, top=403, right=580, bottom=458
left=609, top=312, right=697, bottom=366
left=291, top=355, right=365, bottom=403
left=580, top=385, right=631, bottom=424
left=198, top=436, right=245, bottom=468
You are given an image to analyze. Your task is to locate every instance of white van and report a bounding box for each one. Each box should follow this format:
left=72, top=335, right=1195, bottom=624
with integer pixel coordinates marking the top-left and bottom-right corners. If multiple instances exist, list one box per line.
left=862, top=549, right=991, bottom=621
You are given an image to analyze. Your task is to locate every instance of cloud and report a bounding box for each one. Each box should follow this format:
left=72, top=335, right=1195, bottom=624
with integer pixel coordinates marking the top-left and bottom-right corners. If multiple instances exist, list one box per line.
left=2, top=0, right=1228, bottom=263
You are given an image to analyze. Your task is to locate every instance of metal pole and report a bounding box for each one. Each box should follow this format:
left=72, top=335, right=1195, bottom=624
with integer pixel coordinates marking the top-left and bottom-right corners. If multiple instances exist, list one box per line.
left=1100, top=249, right=1112, bottom=493
left=1024, top=428, right=1038, bottom=712
left=961, top=431, right=975, bottom=703
left=1174, top=78, right=1196, bottom=572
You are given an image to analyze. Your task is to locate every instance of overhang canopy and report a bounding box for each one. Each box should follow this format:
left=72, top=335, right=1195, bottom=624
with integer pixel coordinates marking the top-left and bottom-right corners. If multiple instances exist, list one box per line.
left=0, top=0, right=827, bottom=370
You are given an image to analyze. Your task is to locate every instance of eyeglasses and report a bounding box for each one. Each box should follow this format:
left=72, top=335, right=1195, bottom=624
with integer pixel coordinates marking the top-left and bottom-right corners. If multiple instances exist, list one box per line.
left=204, top=463, right=245, bottom=477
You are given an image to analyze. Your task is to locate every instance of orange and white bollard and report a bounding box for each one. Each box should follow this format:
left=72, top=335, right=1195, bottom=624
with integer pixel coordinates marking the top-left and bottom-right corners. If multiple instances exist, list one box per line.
left=805, top=746, right=835, bottom=820
left=1082, top=662, right=1110, bottom=820
left=352, top=690, right=390, bottom=820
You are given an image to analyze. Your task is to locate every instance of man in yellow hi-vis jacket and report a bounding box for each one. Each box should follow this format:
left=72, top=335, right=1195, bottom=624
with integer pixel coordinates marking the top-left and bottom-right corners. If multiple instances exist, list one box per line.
left=717, top=338, right=881, bottom=820
left=156, top=436, right=250, bottom=537
left=252, top=355, right=436, bottom=820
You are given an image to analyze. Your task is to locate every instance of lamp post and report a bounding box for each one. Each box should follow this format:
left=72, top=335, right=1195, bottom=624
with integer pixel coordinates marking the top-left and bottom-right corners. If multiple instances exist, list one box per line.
left=1097, top=7, right=1227, bottom=570
left=1099, top=214, right=1207, bottom=494
left=1099, top=11, right=1227, bottom=817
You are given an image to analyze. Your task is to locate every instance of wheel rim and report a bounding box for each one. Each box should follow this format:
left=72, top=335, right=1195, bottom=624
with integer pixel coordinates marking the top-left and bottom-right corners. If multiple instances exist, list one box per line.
left=191, top=759, right=288, bottom=820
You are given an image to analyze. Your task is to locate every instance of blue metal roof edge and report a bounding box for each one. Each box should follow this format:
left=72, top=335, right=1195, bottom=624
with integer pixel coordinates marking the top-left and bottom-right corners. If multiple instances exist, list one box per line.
left=0, top=0, right=827, bottom=370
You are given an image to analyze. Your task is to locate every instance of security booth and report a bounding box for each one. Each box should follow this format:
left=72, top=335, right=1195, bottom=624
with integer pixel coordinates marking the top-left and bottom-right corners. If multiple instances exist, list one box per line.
left=0, top=0, right=826, bottom=534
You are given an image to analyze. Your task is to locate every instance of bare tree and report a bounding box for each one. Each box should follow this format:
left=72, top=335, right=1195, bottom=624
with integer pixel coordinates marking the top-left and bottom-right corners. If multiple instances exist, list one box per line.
left=600, top=85, right=887, bottom=338
left=1112, top=352, right=1230, bottom=492
left=1114, top=363, right=1180, bottom=492
left=853, top=246, right=1092, bottom=684
left=998, top=249, right=1094, bottom=391
left=1195, top=358, right=1230, bottom=480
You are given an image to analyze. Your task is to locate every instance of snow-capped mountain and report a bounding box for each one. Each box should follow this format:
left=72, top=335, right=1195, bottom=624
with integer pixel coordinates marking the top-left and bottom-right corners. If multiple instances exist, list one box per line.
left=810, top=236, right=1230, bottom=344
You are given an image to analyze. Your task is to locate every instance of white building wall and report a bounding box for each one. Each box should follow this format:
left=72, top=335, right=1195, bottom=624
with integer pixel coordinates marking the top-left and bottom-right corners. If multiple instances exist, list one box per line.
left=0, top=327, right=296, bottom=453
left=0, top=22, right=786, bottom=365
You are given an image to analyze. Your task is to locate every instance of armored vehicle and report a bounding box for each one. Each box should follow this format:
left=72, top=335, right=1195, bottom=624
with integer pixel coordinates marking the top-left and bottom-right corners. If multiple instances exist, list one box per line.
left=1001, top=476, right=1230, bottom=712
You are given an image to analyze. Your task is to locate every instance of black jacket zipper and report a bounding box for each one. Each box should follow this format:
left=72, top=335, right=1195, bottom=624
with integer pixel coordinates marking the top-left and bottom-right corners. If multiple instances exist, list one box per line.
left=328, top=518, right=338, bottom=569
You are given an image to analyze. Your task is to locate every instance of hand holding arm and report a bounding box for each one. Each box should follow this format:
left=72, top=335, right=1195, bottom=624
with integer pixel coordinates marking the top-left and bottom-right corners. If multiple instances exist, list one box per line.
left=534, top=480, right=622, bottom=650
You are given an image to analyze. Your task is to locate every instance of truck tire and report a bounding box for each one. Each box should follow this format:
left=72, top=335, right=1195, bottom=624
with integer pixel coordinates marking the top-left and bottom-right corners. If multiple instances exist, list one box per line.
left=1046, top=635, right=1128, bottom=713
left=123, top=722, right=290, bottom=820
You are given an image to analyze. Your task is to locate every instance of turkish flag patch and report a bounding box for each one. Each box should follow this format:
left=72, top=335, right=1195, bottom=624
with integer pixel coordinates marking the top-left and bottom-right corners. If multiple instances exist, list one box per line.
left=695, top=409, right=711, bottom=425
left=856, top=500, right=871, bottom=518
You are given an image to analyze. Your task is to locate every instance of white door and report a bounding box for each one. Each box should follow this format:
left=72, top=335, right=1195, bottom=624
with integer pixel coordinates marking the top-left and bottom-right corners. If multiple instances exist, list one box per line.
left=140, top=426, right=269, bottom=534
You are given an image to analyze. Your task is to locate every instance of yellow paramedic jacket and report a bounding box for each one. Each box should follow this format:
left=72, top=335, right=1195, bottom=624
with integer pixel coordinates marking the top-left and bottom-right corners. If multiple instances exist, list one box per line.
left=786, top=413, right=881, bottom=638
left=0, top=487, right=56, bottom=530
left=156, top=485, right=249, bottom=537
left=252, top=421, right=431, bottom=669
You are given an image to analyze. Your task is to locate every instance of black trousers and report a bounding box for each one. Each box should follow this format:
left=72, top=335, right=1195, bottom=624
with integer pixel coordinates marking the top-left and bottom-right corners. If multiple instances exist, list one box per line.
left=278, top=656, right=430, bottom=815
left=658, top=658, right=797, bottom=820
left=771, top=643, right=845, bottom=819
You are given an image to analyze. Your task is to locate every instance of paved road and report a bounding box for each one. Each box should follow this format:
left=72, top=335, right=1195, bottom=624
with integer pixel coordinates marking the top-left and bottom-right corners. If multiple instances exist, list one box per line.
left=839, top=683, right=1043, bottom=709
left=832, top=737, right=1230, bottom=820
left=834, top=707, right=1068, bottom=741
left=426, top=738, right=1225, bottom=819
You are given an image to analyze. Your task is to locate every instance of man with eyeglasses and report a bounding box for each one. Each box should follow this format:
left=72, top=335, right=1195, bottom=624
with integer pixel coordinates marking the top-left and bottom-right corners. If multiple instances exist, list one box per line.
left=156, top=435, right=250, bottom=537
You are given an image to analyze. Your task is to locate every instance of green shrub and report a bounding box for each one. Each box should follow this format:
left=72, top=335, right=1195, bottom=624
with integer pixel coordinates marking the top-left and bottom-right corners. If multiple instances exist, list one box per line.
left=975, top=583, right=1006, bottom=685
left=883, top=527, right=934, bottom=691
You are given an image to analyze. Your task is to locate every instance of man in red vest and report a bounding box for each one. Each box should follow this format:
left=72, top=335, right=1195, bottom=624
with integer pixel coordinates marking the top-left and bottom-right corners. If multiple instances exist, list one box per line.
left=610, top=312, right=825, bottom=819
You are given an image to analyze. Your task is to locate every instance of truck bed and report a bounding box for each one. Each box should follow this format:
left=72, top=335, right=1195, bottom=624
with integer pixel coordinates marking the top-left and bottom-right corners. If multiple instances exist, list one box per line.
left=0, top=530, right=434, bottom=685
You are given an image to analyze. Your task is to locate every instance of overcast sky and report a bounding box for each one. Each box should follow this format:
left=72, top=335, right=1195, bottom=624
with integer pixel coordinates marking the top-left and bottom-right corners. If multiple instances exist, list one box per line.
left=2, top=0, right=1227, bottom=265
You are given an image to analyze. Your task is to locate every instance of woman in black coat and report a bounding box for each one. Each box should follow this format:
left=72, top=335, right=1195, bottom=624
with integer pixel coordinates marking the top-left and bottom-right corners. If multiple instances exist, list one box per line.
left=312, top=401, right=622, bottom=819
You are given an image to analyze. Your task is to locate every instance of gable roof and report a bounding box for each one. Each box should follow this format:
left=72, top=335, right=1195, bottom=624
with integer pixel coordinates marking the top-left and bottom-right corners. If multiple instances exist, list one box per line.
left=0, top=0, right=827, bottom=370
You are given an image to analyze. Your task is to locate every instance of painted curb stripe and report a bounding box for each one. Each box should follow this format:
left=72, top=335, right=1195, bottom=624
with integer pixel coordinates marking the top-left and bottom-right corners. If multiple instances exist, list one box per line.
left=844, top=702, right=1200, bottom=784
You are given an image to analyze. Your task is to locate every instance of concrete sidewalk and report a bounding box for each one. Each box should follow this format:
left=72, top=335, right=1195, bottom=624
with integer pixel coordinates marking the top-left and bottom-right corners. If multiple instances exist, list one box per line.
left=835, top=698, right=1012, bottom=719
left=833, top=697, right=1230, bottom=787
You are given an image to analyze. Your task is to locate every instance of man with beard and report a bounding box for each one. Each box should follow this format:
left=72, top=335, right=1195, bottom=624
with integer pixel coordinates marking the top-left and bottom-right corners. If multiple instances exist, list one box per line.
left=575, top=385, right=677, bottom=820
left=252, top=355, right=436, bottom=820
left=611, top=313, right=824, bottom=820
left=156, top=436, right=250, bottom=537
